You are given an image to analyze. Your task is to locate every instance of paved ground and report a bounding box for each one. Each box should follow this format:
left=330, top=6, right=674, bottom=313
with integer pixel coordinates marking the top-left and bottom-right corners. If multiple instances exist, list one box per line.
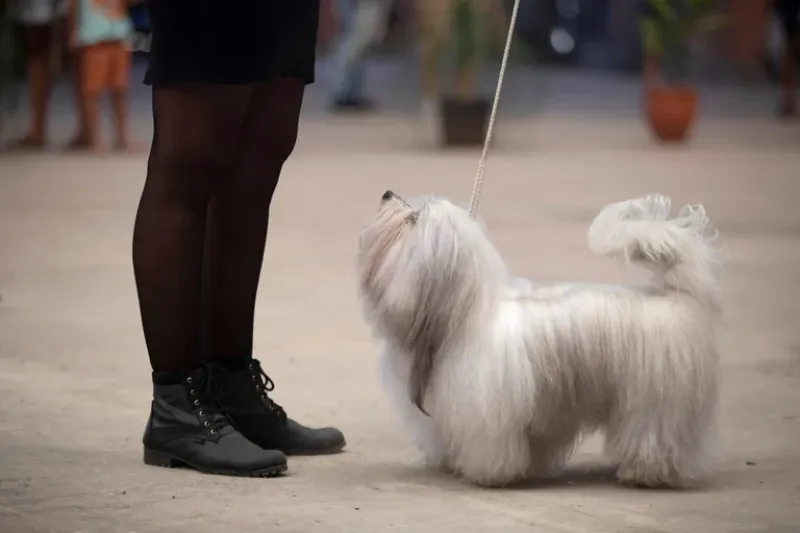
left=1, top=66, right=800, bottom=532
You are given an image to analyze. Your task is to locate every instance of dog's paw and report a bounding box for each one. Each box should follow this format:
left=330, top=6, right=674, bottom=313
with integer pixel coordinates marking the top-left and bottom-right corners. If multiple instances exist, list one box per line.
left=616, top=466, right=692, bottom=490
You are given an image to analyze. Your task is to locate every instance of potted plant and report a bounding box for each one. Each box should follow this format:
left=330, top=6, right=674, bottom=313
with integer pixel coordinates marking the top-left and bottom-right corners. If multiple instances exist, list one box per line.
left=422, top=0, right=510, bottom=147
left=436, top=0, right=492, bottom=147
left=640, top=0, right=724, bottom=143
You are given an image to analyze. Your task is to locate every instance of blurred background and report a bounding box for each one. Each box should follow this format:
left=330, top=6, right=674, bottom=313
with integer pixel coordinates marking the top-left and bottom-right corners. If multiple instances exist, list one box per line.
left=0, top=0, right=798, bottom=151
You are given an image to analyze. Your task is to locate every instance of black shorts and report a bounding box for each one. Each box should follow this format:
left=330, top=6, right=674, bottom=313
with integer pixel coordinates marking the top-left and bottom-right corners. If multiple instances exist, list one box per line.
left=775, top=0, right=799, bottom=40
left=143, top=1, right=320, bottom=86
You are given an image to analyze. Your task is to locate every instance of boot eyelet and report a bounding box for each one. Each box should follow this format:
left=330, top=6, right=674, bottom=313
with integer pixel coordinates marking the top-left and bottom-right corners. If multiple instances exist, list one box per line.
left=198, top=410, right=204, bottom=416
left=210, top=429, right=216, bottom=435
left=204, top=421, right=209, bottom=427
left=190, top=389, right=196, bottom=395
left=251, top=375, right=257, bottom=381
left=186, top=377, right=193, bottom=384
left=193, top=400, right=200, bottom=406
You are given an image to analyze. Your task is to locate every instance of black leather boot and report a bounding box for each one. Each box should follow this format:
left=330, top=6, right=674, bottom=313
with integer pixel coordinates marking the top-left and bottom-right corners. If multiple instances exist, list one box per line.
left=142, top=367, right=288, bottom=477
left=207, top=358, right=346, bottom=455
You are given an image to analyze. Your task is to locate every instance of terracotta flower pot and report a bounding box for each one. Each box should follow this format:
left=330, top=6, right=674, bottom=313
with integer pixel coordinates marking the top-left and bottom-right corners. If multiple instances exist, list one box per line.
left=645, top=85, right=699, bottom=143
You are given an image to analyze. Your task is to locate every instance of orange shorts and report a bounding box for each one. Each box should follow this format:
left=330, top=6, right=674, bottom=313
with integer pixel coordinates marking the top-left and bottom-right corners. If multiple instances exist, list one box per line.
left=78, top=40, right=130, bottom=95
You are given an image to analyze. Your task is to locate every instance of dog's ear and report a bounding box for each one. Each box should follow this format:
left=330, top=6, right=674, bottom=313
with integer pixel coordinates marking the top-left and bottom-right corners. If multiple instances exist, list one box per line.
left=406, top=211, right=419, bottom=225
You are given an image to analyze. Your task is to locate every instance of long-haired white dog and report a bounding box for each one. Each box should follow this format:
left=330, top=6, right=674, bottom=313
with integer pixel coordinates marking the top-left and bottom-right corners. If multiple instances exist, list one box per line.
left=357, top=191, right=723, bottom=489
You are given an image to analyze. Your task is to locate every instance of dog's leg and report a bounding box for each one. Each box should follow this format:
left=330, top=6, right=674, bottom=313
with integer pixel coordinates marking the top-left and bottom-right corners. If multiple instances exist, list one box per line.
left=379, top=349, right=452, bottom=472
left=606, top=408, right=713, bottom=489
left=410, top=414, right=451, bottom=472
left=605, top=341, right=718, bottom=489
left=454, top=430, right=531, bottom=487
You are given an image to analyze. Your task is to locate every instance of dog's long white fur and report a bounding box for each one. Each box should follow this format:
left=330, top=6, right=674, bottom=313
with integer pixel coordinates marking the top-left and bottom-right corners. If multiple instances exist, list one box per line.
left=358, top=194, right=723, bottom=488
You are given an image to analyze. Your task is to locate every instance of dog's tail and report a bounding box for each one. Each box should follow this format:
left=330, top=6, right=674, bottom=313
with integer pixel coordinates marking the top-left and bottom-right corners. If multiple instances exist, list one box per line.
left=587, top=194, right=723, bottom=309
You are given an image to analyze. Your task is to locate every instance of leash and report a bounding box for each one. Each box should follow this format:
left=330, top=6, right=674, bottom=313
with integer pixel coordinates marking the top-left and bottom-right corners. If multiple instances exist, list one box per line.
left=467, top=0, right=521, bottom=218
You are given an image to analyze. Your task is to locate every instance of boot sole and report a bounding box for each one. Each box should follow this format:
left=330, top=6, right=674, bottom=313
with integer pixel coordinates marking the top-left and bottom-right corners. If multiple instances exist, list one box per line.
left=143, top=447, right=287, bottom=478
left=283, top=439, right=347, bottom=456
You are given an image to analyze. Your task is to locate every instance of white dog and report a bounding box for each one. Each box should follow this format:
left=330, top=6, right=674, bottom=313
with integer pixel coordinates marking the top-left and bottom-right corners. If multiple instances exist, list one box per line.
left=357, top=191, right=723, bottom=489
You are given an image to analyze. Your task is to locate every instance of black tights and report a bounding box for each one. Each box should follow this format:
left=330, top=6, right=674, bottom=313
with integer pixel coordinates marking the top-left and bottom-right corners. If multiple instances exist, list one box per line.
left=133, top=78, right=305, bottom=372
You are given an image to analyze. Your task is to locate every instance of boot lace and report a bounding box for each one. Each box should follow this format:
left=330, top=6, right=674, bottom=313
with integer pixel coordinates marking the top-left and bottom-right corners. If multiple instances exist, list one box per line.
left=248, top=360, right=287, bottom=422
left=185, top=373, right=231, bottom=435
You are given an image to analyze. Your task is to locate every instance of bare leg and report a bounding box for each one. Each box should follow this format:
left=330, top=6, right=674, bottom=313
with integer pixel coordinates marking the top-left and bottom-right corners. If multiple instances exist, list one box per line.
left=82, top=92, right=102, bottom=151
left=66, top=55, right=90, bottom=150
left=111, top=90, right=139, bottom=150
left=14, top=26, right=52, bottom=148
left=111, top=44, right=139, bottom=150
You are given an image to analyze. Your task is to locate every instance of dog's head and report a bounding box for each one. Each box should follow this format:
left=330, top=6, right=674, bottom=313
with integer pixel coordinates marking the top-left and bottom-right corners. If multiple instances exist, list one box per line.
left=357, top=191, right=506, bottom=412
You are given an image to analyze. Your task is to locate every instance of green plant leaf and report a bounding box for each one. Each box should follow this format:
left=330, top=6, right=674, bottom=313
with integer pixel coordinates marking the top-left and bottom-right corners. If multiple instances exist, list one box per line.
left=646, top=0, right=677, bottom=21
left=641, top=18, right=663, bottom=56
left=687, top=0, right=714, bottom=17
left=452, top=0, right=473, bottom=68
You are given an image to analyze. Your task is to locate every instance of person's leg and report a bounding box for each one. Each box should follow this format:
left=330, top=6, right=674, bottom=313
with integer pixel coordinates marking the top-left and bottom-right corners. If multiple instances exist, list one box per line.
left=134, top=83, right=288, bottom=475
left=81, top=91, right=101, bottom=149
left=134, top=84, right=253, bottom=373
left=15, top=25, right=51, bottom=147
left=78, top=44, right=105, bottom=150
left=65, top=46, right=90, bottom=149
left=202, top=78, right=346, bottom=455
left=108, top=41, right=138, bottom=150
left=200, top=79, right=302, bottom=362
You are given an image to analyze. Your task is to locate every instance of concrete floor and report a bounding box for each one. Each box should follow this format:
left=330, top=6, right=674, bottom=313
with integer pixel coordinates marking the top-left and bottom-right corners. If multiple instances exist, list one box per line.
left=1, top=82, right=800, bottom=532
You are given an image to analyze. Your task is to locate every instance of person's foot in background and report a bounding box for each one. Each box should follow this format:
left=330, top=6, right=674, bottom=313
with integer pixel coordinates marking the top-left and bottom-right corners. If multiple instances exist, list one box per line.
left=329, top=94, right=376, bottom=112
left=64, top=131, right=97, bottom=152
left=7, top=12, right=66, bottom=152
left=8, top=134, right=47, bottom=151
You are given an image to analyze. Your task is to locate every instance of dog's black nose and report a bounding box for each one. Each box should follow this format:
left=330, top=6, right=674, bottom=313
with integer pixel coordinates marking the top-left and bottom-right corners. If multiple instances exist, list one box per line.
left=381, top=190, right=396, bottom=203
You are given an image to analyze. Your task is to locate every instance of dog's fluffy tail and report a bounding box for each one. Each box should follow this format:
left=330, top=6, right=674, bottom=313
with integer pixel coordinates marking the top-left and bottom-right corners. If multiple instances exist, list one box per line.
left=588, top=194, right=723, bottom=309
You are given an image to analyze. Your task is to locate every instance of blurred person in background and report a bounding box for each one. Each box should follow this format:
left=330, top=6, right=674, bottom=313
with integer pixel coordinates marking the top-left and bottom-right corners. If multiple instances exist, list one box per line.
left=775, top=0, right=799, bottom=117
left=328, top=0, right=393, bottom=111
left=7, top=0, right=68, bottom=150
left=66, top=0, right=137, bottom=151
